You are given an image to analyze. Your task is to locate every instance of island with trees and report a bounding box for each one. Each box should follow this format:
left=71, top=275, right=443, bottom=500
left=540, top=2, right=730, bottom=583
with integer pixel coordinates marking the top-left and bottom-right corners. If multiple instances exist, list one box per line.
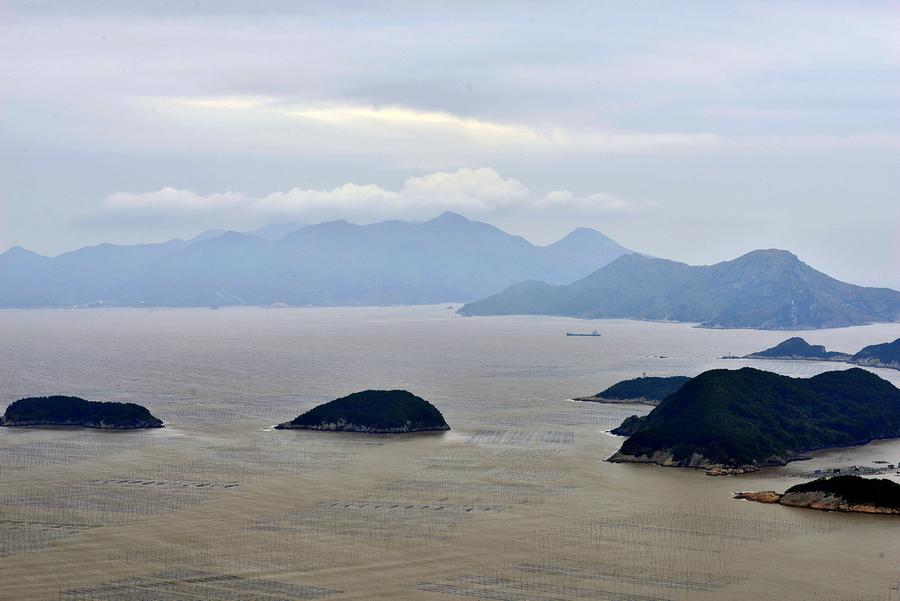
left=0, top=396, right=163, bottom=429
left=739, top=337, right=851, bottom=361
left=735, top=475, right=900, bottom=515
left=851, top=338, right=900, bottom=370
left=733, top=337, right=899, bottom=371
left=576, top=375, right=690, bottom=405
left=275, top=389, right=450, bottom=433
left=608, top=367, right=900, bottom=474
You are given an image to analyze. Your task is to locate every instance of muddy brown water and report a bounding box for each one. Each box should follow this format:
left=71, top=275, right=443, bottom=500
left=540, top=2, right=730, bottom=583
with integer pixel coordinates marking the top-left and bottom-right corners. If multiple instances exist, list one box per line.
left=1, top=306, right=899, bottom=600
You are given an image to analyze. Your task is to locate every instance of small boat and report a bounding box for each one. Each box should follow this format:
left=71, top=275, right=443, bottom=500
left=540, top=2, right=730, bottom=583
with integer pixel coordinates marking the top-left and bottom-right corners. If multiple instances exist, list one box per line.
left=566, top=330, right=601, bottom=337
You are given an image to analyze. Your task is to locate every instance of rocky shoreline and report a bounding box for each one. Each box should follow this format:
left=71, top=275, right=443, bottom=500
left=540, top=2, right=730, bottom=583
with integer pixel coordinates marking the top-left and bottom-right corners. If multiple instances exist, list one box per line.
left=729, top=354, right=850, bottom=362
left=274, top=419, right=450, bottom=433
left=574, top=396, right=658, bottom=406
left=275, top=389, right=451, bottom=434
left=854, top=356, right=900, bottom=371
left=734, top=490, right=900, bottom=515
left=0, top=417, right=163, bottom=429
left=607, top=449, right=803, bottom=476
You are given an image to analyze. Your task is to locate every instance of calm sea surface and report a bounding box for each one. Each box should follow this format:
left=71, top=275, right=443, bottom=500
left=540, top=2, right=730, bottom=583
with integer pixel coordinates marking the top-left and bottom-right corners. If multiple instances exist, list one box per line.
left=1, top=306, right=899, bottom=600
left=2, top=305, right=898, bottom=408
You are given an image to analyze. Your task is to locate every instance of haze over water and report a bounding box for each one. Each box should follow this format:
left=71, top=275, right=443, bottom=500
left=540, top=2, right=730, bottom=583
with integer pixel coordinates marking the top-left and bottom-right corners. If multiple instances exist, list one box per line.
left=2, top=306, right=899, bottom=600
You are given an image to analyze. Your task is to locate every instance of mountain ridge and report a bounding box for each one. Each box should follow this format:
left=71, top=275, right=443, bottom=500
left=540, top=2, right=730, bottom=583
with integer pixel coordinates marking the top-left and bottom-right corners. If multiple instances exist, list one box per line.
left=459, top=250, right=900, bottom=330
left=0, top=213, right=630, bottom=308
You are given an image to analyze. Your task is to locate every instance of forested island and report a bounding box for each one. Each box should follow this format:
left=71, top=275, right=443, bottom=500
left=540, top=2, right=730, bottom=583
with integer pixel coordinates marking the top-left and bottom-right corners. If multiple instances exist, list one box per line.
left=741, top=337, right=851, bottom=361
left=0, top=396, right=163, bottom=429
left=608, top=368, right=900, bottom=473
left=851, top=338, right=900, bottom=370
left=735, top=476, right=900, bottom=515
left=276, top=390, right=450, bottom=433
left=576, top=376, right=690, bottom=405
left=736, top=337, right=900, bottom=371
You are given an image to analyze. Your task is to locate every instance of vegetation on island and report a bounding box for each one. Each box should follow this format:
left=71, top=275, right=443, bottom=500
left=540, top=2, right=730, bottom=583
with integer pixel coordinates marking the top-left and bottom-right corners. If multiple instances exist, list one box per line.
left=609, top=368, right=900, bottom=470
left=611, top=415, right=646, bottom=437
left=736, top=476, right=900, bottom=514
left=785, top=476, right=900, bottom=510
left=744, top=337, right=850, bottom=360
left=739, top=337, right=900, bottom=371
left=276, top=389, right=450, bottom=433
left=851, top=338, right=900, bottom=370
left=0, top=396, right=163, bottom=429
left=583, top=376, right=690, bottom=405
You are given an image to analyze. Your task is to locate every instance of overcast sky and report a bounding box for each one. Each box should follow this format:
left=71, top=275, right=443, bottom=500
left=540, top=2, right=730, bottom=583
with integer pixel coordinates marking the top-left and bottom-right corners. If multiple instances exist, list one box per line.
left=1, top=1, right=898, bottom=287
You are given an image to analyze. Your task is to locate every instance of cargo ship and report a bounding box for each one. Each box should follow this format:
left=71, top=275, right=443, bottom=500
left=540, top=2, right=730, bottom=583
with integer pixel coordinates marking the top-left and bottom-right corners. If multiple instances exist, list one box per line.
left=566, top=330, right=601, bottom=337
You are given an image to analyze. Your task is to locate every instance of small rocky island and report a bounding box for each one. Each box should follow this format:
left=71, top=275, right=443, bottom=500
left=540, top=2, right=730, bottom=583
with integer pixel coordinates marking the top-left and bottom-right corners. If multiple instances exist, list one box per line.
left=608, top=368, right=900, bottom=474
left=0, top=396, right=163, bottom=429
left=576, top=376, right=690, bottom=406
left=275, top=389, right=450, bottom=433
left=734, top=337, right=899, bottom=371
left=738, top=337, right=851, bottom=361
left=735, top=475, right=900, bottom=515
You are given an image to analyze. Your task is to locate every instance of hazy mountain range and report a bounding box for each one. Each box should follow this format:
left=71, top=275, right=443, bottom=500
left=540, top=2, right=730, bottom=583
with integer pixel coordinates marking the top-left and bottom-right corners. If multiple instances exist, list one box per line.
left=459, top=250, right=900, bottom=329
left=0, top=212, right=631, bottom=308
left=4, top=212, right=898, bottom=330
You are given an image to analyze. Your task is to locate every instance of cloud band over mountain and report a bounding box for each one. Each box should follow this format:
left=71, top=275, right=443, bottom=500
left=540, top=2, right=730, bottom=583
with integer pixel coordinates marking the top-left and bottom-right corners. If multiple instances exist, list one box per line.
left=94, top=167, right=654, bottom=227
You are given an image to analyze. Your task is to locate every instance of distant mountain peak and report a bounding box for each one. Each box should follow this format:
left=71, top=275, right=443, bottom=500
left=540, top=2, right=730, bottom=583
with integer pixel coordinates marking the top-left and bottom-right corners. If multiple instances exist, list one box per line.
left=607, top=252, right=677, bottom=267
left=1, top=246, right=46, bottom=260
left=563, top=226, right=605, bottom=237
left=429, top=211, right=471, bottom=224
left=735, top=248, right=800, bottom=262
left=460, top=247, right=900, bottom=330
left=548, top=227, right=611, bottom=245
left=544, top=227, right=631, bottom=267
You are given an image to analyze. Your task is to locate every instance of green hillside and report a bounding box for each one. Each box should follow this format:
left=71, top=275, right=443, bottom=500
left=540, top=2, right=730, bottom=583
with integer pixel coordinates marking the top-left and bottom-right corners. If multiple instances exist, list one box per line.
left=611, top=368, right=900, bottom=469
left=276, top=390, right=450, bottom=433
left=1, top=396, right=163, bottom=429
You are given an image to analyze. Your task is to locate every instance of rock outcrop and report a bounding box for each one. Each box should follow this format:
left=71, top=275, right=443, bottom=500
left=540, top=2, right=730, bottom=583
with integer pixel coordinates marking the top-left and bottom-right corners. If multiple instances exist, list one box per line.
left=735, top=490, right=900, bottom=514
left=734, top=476, right=900, bottom=514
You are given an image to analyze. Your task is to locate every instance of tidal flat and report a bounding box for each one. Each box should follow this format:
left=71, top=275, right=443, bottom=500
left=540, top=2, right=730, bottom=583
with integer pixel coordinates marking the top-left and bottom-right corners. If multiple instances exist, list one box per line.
left=1, top=306, right=899, bottom=601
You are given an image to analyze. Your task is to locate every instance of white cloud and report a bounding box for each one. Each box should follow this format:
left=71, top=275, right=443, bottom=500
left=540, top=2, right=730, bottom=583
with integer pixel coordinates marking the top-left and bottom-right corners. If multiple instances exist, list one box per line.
left=104, top=187, right=246, bottom=216
left=535, top=190, right=656, bottom=215
left=400, top=168, right=530, bottom=207
left=255, top=184, right=401, bottom=220
left=97, top=167, right=651, bottom=227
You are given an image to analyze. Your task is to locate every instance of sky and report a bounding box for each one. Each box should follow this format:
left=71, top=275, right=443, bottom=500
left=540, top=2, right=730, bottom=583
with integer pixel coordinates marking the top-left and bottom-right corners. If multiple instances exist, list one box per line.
left=1, top=0, right=898, bottom=287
